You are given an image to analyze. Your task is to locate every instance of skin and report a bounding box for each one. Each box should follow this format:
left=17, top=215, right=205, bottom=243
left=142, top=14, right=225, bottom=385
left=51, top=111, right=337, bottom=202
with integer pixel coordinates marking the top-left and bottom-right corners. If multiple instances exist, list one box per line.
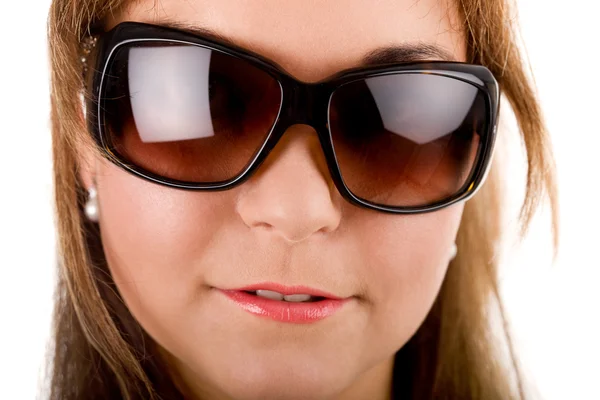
left=79, top=1, right=467, bottom=399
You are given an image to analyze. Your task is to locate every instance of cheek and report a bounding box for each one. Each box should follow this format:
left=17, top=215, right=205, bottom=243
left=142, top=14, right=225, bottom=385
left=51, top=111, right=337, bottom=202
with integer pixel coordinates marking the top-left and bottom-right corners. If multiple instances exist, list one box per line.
left=95, top=161, right=230, bottom=325
left=354, top=205, right=462, bottom=346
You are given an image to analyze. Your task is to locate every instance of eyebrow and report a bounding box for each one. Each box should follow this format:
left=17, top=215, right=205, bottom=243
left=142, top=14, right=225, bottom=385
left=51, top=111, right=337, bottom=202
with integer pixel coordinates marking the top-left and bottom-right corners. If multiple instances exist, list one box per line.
left=361, top=44, right=456, bottom=65
left=157, top=20, right=457, bottom=66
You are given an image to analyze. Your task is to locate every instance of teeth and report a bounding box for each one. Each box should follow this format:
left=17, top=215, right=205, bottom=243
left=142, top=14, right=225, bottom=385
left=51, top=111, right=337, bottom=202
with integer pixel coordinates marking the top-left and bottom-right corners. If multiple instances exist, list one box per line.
left=283, top=294, right=312, bottom=302
left=255, top=290, right=313, bottom=302
left=255, top=290, right=284, bottom=301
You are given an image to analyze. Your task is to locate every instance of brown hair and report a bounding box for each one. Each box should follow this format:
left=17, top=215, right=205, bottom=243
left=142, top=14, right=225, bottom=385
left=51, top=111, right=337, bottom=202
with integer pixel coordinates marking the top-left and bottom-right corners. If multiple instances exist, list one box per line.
left=46, top=0, right=558, bottom=399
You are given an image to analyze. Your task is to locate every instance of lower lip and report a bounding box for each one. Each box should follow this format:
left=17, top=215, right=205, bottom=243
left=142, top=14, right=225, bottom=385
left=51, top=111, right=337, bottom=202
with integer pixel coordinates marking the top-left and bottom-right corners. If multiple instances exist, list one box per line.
left=218, top=290, right=349, bottom=323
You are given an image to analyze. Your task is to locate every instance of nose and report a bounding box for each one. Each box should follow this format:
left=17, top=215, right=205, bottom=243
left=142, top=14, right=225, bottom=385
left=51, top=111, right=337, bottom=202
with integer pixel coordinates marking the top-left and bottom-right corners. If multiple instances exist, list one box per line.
left=236, top=125, right=343, bottom=243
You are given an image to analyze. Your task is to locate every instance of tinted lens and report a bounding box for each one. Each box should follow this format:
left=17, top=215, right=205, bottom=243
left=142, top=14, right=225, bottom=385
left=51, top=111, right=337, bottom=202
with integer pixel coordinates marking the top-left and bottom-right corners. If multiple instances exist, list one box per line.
left=100, top=42, right=282, bottom=183
left=329, top=73, right=486, bottom=207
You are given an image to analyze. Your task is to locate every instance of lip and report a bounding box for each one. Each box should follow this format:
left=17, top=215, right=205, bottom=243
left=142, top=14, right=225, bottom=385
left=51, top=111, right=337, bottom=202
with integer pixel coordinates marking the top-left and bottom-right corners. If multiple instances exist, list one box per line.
left=219, top=290, right=349, bottom=323
left=217, top=283, right=351, bottom=323
left=231, top=282, right=345, bottom=299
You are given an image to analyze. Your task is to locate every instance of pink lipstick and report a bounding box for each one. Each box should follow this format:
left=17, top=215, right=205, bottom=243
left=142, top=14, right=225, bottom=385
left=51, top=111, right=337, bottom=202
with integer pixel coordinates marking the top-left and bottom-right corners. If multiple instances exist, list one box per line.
left=217, top=283, right=351, bottom=323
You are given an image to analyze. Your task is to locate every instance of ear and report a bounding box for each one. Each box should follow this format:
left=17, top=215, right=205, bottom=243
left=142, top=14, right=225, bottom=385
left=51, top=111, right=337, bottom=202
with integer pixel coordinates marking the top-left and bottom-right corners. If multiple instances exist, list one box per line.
left=76, top=94, right=97, bottom=191
left=77, top=140, right=97, bottom=191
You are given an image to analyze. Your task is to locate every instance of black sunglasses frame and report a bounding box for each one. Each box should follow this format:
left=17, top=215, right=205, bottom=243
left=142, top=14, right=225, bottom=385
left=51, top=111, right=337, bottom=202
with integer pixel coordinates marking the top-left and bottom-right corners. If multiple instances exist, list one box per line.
left=86, top=21, right=500, bottom=214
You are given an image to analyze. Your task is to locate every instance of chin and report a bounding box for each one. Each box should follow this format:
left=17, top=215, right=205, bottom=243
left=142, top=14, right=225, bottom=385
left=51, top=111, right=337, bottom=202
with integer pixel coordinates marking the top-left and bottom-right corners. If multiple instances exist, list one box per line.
left=208, top=359, right=350, bottom=400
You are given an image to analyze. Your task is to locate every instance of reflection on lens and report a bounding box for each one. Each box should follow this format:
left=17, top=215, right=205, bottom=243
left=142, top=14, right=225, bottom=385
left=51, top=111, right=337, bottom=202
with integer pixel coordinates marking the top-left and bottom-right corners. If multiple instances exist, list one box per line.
left=329, top=73, right=485, bottom=207
left=101, top=42, right=282, bottom=183
left=128, top=46, right=216, bottom=143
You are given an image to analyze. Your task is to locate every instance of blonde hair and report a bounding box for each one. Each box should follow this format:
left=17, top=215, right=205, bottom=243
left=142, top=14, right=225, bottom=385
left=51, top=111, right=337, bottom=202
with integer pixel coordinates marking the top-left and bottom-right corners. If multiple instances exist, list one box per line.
left=46, top=0, right=558, bottom=399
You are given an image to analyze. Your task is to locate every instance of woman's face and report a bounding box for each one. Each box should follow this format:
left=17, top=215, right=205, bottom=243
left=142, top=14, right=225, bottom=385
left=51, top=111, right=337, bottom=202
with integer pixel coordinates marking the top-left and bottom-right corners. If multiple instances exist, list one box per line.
left=81, top=1, right=466, bottom=399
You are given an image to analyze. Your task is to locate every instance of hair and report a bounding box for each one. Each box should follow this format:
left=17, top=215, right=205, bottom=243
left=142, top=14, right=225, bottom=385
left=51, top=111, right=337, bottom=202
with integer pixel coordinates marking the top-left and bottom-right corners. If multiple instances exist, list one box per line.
left=46, top=0, right=559, bottom=399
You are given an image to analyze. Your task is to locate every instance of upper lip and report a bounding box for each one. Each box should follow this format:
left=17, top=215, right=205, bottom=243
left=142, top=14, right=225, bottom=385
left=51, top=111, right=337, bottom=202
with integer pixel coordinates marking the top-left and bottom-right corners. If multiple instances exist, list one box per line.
left=223, top=282, right=346, bottom=300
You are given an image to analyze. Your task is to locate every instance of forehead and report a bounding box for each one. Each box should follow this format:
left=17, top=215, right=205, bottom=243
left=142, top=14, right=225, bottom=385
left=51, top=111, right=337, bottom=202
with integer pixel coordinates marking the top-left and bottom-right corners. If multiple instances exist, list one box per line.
left=110, top=0, right=465, bottom=81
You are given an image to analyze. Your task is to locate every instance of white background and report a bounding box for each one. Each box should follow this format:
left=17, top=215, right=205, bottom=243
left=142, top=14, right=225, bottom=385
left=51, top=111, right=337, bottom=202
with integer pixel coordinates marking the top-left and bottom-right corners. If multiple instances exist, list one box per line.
left=0, top=1, right=598, bottom=399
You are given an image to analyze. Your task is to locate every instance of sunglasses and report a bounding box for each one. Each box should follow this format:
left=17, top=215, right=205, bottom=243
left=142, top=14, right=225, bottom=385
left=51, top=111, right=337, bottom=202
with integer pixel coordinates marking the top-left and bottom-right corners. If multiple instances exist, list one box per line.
left=85, top=21, right=499, bottom=214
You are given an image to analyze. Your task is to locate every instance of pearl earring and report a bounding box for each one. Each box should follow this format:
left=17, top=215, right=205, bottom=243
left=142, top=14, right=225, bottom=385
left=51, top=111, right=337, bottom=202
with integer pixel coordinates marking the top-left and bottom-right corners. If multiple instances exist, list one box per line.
left=84, top=186, right=99, bottom=222
left=449, top=243, right=458, bottom=261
